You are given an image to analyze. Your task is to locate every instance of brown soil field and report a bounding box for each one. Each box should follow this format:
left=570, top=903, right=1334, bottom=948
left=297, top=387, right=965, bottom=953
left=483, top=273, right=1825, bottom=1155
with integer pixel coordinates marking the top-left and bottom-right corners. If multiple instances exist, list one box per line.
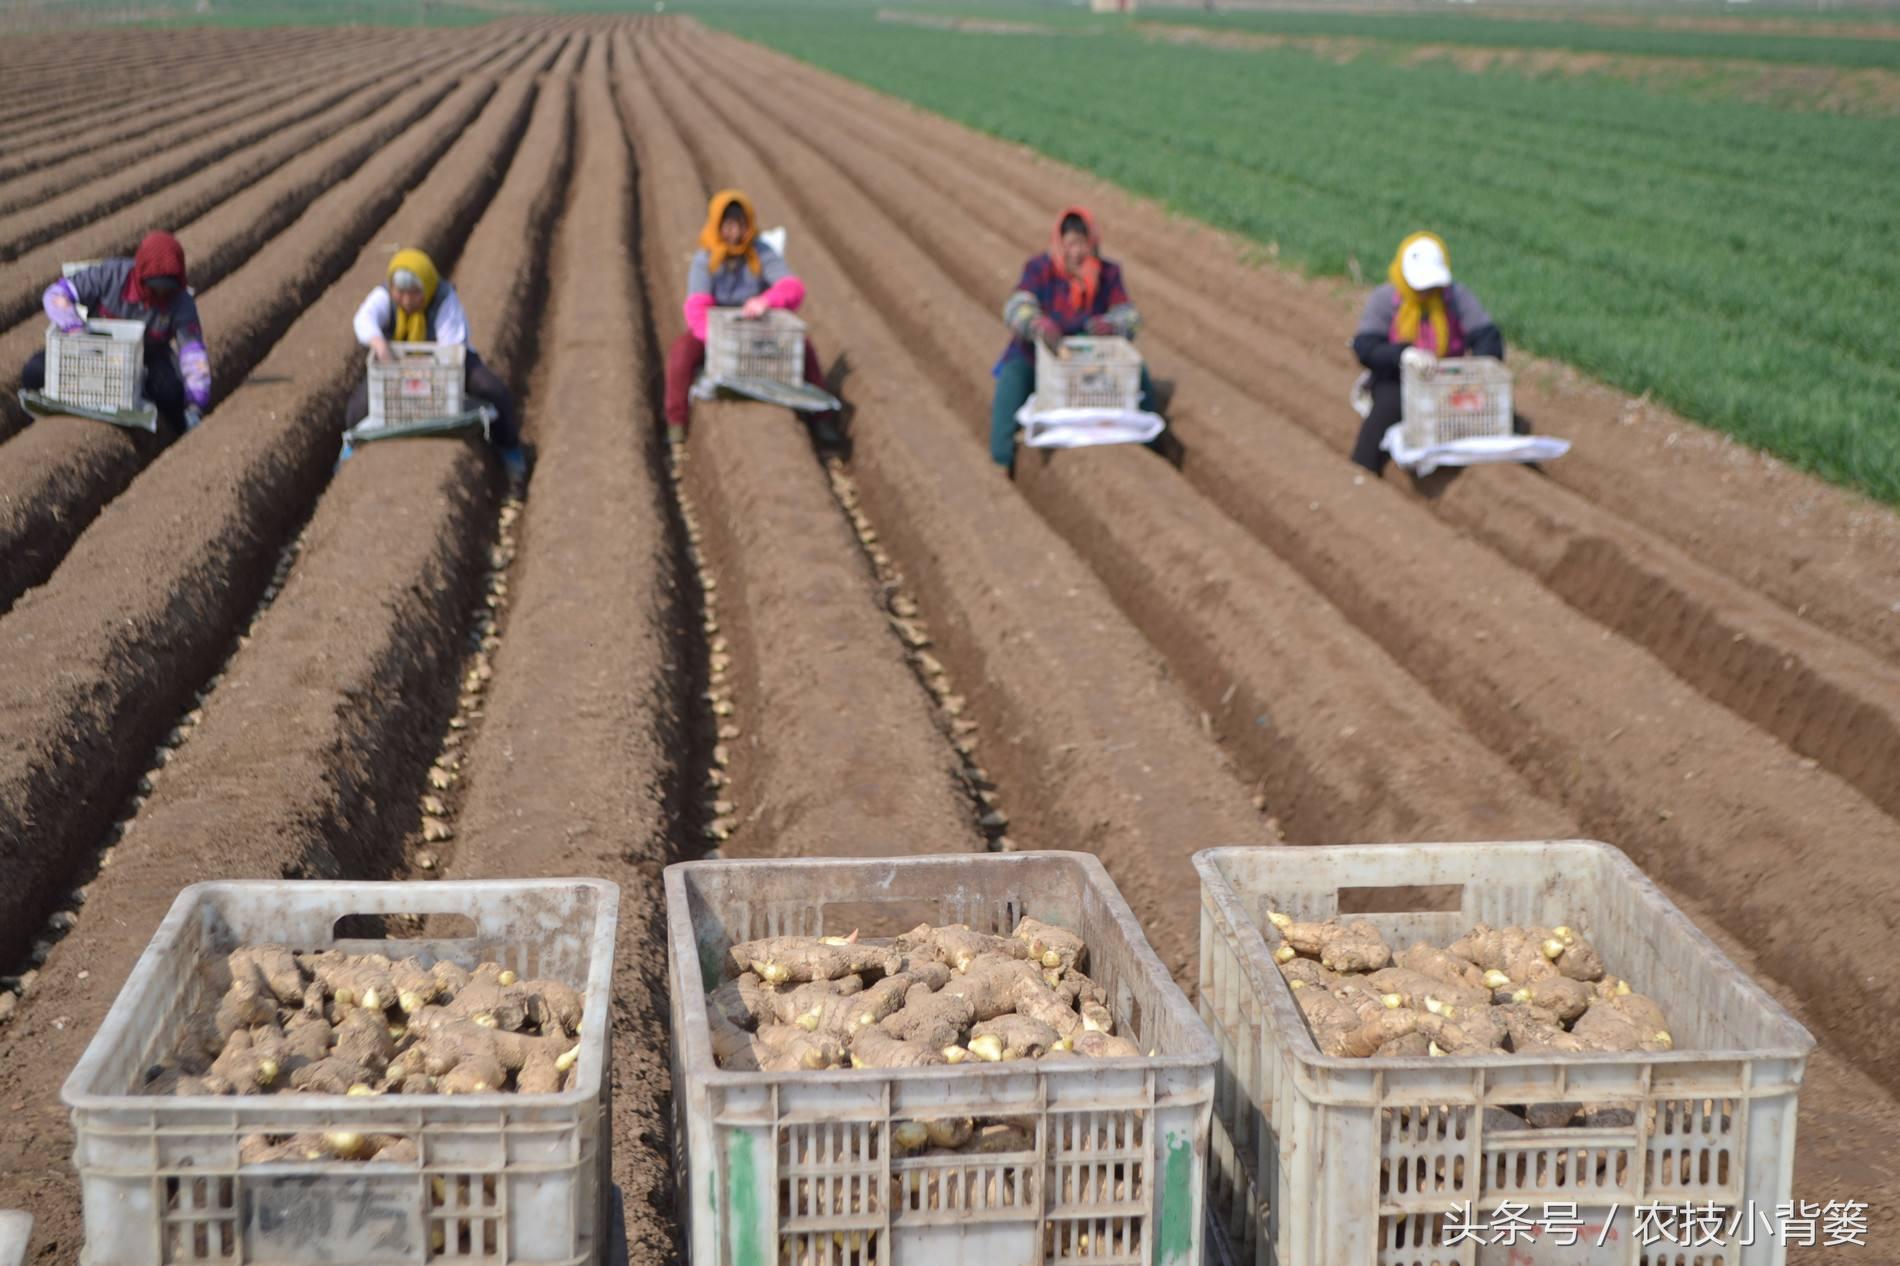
left=0, top=16, right=1896, bottom=1266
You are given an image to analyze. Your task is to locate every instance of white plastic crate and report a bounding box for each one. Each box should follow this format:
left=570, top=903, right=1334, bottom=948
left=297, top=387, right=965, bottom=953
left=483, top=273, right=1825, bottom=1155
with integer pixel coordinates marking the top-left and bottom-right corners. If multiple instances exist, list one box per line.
left=1034, top=338, right=1141, bottom=412
left=707, top=308, right=806, bottom=386
left=62, top=879, right=620, bottom=1266
left=1195, top=841, right=1813, bottom=1266
left=665, top=851, right=1215, bottom=1266
left=46, top=318, right=145, bottom=412
left=367, top=342, right=467, bottom=429
left=1400, top=356, right=1513, bottom=449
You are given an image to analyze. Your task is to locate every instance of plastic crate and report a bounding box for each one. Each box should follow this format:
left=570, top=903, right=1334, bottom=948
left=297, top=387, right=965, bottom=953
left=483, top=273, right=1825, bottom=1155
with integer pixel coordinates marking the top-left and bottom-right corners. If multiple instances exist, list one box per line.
left=665, top=851, right=1215, bottom=1266
left=62, top=879, right=620, bottom=1266
left=367, top=342, right=467, bottom=429
left=1034, top=338, right=1141, bottom=412
left=1195, top=841, right=1814, bottom=1266
left=707, top=308, right=806, bottom=386
left=1400, top=356, right=1513, bottom=449
left=46, top=318, right=145, bottom=412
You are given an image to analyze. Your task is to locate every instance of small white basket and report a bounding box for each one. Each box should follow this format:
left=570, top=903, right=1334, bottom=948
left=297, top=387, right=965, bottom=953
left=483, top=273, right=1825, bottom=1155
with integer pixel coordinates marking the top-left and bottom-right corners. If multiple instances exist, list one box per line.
left=46, top=318, right=145, bottom=413
left=366, top=342, right=466, bottom=429
left=1034, top=337, right=1141, bottom=412
left=62, top=879, right=619, bottom=1266
left=667, top=851, right=1215, bottom=1266
left=706, top=307, right=806, bottom=386
left=1196, top=840, right=1812, bottom=1266
left=1401, top=355, right=1513, bottom=449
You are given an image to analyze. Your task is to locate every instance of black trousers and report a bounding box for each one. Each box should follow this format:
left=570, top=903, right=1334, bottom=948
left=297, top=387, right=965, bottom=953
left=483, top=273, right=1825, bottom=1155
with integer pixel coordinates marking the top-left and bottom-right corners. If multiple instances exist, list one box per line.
left=345, top=349, right=520, bottom=449
left=22, top=345, right=188, bottom=432
left=1351, top=378, right=1401, bottom=475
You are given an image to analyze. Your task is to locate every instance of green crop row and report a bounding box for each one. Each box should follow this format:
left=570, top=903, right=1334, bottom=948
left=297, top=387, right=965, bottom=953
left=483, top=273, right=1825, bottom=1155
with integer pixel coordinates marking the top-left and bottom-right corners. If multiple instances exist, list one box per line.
left=686, top=2, right=1900, bottom=504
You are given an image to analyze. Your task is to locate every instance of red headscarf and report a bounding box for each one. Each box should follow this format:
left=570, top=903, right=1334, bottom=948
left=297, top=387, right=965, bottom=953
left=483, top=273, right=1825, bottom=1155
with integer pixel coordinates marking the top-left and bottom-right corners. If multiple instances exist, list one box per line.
left=127, top=231, right=187, bottom=309
left=1050, top=206, right=1102, bottom=316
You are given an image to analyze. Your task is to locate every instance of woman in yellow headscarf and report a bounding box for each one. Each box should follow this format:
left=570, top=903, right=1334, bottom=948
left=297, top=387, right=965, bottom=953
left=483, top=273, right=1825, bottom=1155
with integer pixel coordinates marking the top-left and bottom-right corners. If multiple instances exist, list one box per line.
left=345, top=248, right=527, bottom=481
left=664, top=190, right=840, bottom=447
left=1349, top=231, right=1506, bottom=475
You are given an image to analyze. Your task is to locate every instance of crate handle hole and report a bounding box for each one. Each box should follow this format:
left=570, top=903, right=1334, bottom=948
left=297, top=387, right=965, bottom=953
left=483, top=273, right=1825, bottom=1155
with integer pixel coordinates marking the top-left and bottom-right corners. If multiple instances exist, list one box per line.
left=332, top=912, right=478, bottom=940
left=1336, top=884, right=1464, bottom=914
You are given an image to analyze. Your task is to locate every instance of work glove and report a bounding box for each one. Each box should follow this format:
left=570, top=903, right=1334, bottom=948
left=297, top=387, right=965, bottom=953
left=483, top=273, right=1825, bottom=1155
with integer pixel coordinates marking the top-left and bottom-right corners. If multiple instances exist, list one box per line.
left=181, top=406, right=202, bottom=433
left=1033, top=316, right=1065, bottom=352
left=1400, top=346, right=1437, bottom=377
left=1084, top=316, right=1119, bottom=337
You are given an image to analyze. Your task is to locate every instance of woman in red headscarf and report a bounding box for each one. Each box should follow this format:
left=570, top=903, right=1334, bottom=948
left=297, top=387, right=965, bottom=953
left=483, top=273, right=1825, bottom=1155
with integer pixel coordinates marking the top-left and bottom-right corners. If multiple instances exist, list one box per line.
left=990, top=207, right=1153, bottom=470
left=21, top=230, right=211, bottom=434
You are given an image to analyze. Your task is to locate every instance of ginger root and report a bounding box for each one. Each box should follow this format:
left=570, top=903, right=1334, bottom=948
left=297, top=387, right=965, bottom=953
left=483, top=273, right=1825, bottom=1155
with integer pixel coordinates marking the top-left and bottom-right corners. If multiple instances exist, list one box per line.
left=1268, top=914, right=1392, bottom=973
left=971, top=1014, right=1059, bottom=1060
left=728, top=937, right=899, bottom=985
left=1013, top=918, right=1085, bottom=974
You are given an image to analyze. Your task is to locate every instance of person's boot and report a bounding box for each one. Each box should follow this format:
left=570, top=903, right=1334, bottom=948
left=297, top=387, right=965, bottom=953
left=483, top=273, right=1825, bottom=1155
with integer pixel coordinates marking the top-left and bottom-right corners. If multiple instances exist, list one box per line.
left=809, top=412, right=845, bottom=452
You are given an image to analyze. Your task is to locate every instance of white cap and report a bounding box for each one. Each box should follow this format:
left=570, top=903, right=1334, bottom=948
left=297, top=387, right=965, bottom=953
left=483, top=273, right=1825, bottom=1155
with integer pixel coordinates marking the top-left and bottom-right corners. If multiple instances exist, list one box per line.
left=1399, top=237, right=1451, bottom=291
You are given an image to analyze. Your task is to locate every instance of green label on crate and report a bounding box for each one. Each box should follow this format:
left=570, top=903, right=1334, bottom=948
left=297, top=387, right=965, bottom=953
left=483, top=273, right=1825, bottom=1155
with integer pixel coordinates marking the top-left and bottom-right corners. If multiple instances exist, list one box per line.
left=728, top=1131, right=764, bottom=1266
left=1158, top=1132, right=1195, bottom=1264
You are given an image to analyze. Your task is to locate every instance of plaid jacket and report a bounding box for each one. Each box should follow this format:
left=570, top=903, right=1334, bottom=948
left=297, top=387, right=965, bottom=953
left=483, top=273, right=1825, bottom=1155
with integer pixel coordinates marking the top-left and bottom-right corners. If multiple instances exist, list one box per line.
left=997, top=252, right=1140, bottom=370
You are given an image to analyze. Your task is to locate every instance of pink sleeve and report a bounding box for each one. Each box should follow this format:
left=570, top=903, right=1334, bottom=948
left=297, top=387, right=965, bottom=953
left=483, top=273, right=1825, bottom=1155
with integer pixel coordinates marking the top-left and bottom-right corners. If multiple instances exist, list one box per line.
left=684, top=292, right=714, bottom=342
left=762, top=275, right=805, bottom=312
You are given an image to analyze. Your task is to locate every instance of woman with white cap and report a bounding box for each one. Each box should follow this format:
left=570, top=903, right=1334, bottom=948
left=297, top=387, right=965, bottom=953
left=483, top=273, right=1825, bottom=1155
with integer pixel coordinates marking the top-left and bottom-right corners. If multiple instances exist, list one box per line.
left=1349, top=231, right=1505, bottom=475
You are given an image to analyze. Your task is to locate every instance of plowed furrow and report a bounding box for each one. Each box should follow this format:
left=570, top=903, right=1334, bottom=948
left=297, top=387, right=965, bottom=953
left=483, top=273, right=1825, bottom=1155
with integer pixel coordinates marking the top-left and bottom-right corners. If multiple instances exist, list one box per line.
left=0, top=38, right=537, bottom=612
left=698, top=26, right=1900, bottom=830
left=0, top=49, right=348, bottom=187
left=0, top=39, right=378, bottom=208
left=0, top=51, right=416, bottom=261
left=0, top=32, right=545, bottom=974
left=632, top=53, right=982, bottom=862
left=0, top=27, right=371, bottom=120
left=448, top=36, right=687, bottom=1266
left=667, top=24, right=1574, bottom=850
left=629, top=27, right=1264, bottom=978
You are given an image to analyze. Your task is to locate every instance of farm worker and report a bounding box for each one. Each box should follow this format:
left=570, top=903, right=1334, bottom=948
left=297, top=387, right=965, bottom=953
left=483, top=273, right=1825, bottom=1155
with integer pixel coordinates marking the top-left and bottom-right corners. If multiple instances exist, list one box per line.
left=990, top=206, right=1153, bottom=469
left=663, top=189, right=842, bottom=447
left=1348, top=231, right=1507, bottom=475
left=20, top=230, right=210, bottom=434
left=346, top=248, right=526, bottom=482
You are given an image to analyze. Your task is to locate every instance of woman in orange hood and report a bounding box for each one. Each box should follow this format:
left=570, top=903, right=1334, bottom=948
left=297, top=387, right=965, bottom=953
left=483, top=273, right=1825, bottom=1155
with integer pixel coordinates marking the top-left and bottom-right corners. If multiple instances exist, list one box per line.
left=663, top=190, right=840, bottom=447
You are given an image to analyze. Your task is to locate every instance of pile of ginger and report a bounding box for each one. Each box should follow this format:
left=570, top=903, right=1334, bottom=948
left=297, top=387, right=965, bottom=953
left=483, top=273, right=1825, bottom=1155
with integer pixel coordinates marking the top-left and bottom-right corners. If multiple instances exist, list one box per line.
left=708, top=917, right=1142, bottom=1071
left=141, top=945, right=587, bottom=1159
left=1274, top=915, right=1674, bottom=1073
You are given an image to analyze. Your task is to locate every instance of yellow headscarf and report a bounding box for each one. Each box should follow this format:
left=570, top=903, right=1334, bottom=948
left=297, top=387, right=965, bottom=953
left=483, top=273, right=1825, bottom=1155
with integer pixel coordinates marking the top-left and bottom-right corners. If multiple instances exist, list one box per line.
left=699, top=190, right=761, bottom=276
left=387, top=248, right=440, bottom=343
left=1388, top=231, right=1452, bottom=357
